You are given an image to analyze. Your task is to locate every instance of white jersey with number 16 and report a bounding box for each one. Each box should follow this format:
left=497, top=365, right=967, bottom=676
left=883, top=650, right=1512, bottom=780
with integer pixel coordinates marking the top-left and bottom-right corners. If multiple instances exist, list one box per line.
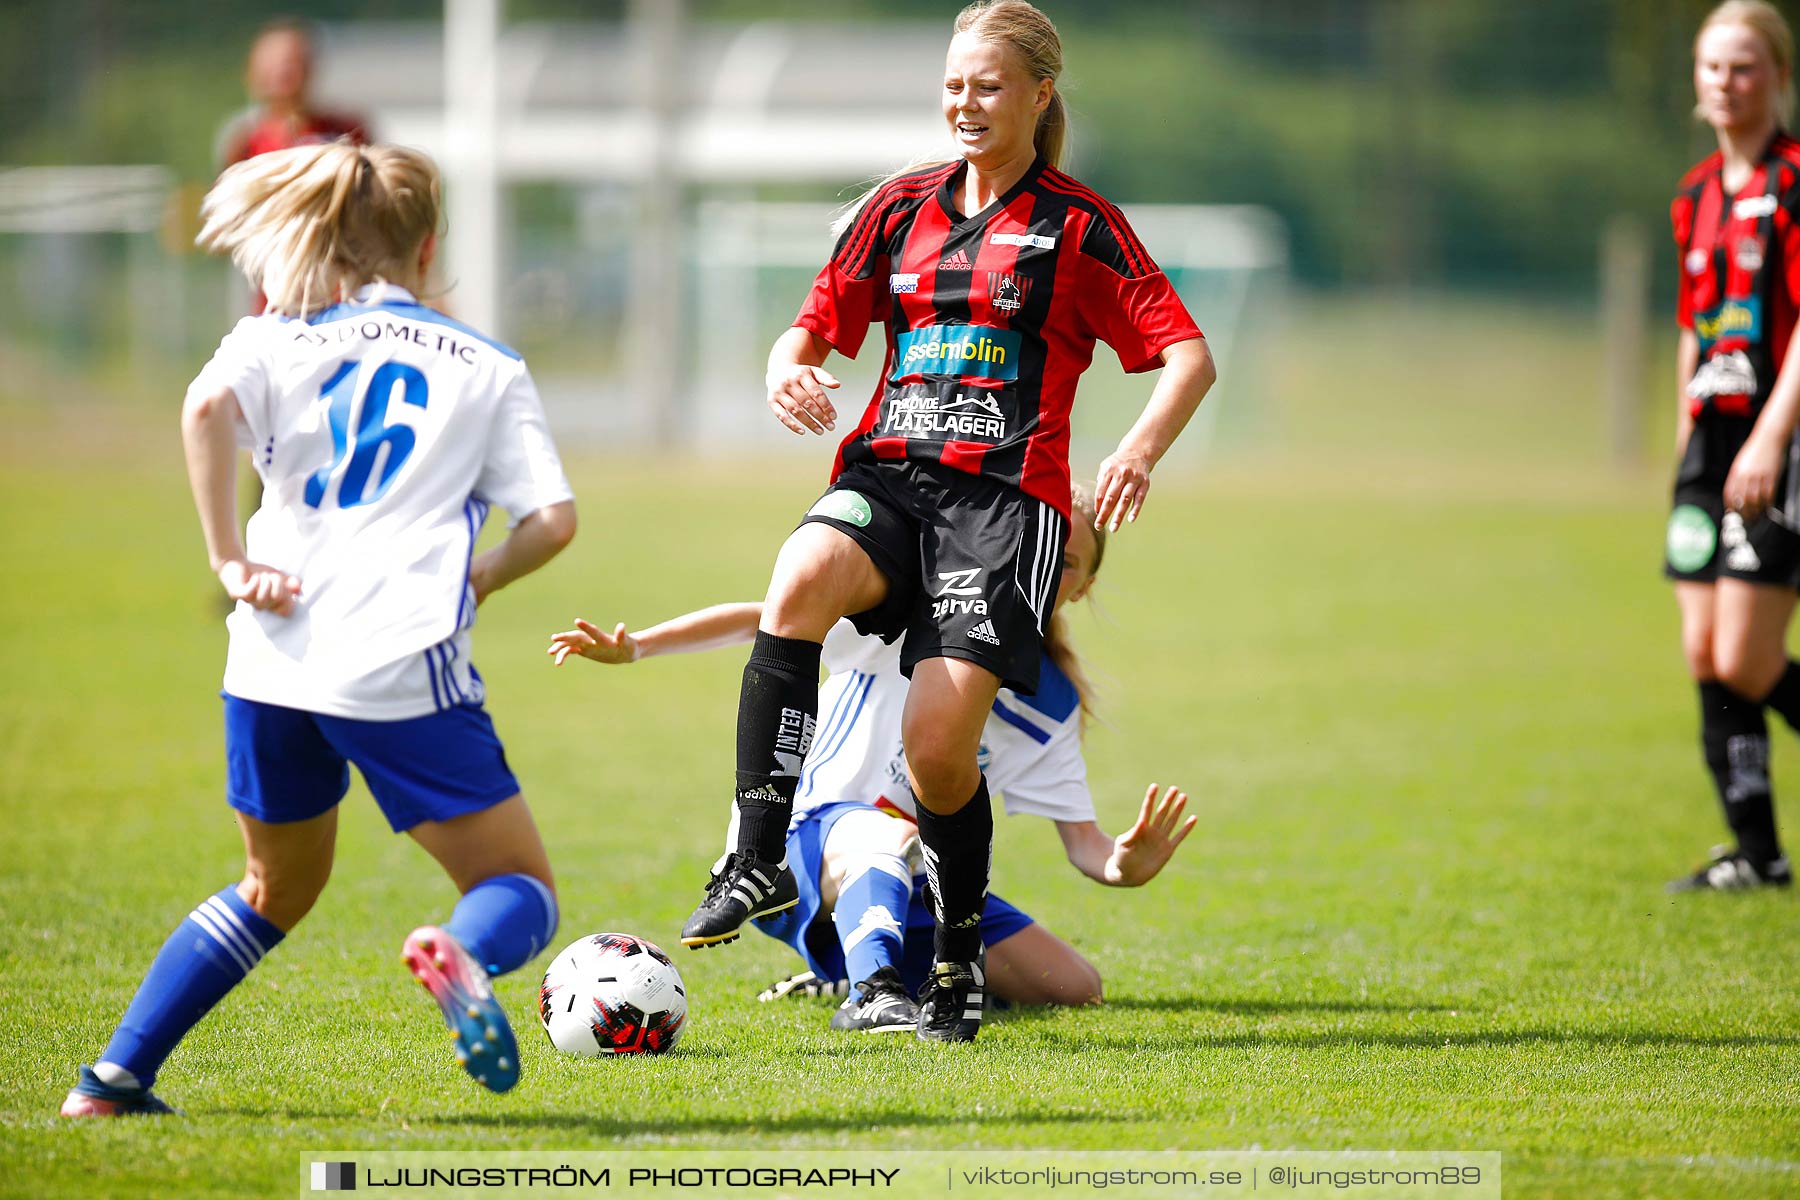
left=186, top=283, right=573, bottom=721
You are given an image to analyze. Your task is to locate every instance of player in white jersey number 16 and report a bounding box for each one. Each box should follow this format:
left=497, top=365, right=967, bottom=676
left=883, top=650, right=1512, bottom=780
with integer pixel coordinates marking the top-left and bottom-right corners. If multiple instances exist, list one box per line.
left=61, top=141, right=577, bottom=1117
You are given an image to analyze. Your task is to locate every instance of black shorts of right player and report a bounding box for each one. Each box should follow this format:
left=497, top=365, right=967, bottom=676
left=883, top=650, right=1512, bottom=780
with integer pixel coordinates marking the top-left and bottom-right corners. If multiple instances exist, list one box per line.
left=1664, top=418, right=1800, bottom=587
left=800, top=459, right=1068, bottom=694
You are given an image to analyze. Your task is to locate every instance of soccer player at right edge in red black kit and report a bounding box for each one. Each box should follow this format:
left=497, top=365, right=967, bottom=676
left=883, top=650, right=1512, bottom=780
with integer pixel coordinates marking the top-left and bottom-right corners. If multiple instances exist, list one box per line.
left=1665, top=0, right=1800, bottom=891
left=679, top=0, right=1216, bottom=1043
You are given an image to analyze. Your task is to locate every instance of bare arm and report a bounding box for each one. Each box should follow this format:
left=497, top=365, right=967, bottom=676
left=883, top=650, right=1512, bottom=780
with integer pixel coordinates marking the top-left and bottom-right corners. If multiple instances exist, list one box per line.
left=181, top=384, right=300, bottom=614
left=1675, top=328, right=1700, bottom=458
left=766, top=327, right=840, bottom=436
left=1053, top=784, right=1196, bottom=887
left=549, top=602, right=764, bottom=666
left=469, top=500, right=577, bottom=604
left=1093, top=336, right=1218, bottom=532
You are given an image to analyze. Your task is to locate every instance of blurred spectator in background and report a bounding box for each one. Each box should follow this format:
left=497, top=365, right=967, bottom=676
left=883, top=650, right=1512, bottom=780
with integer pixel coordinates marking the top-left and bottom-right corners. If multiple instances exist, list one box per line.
left=216, top=19, right=369, bottom=176
left=217, top=19, right=371, bottom=317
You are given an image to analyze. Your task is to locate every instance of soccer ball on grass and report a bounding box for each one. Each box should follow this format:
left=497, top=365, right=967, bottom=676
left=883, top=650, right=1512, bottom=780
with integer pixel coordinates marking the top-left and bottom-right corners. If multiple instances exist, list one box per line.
left=538, top=933, right=687, bottom=1056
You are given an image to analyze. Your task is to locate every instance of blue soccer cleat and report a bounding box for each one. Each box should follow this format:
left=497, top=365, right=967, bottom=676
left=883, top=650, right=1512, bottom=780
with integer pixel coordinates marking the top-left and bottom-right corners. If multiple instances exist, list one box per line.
left=402, top=925, right=520, bottom=1093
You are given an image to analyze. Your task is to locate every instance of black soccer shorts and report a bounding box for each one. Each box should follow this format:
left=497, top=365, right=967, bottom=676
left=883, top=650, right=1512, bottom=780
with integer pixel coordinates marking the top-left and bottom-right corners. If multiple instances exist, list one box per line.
left=798, top=459, right=1068, bottom=694
left=1665, top=419, right=1800, bottom=587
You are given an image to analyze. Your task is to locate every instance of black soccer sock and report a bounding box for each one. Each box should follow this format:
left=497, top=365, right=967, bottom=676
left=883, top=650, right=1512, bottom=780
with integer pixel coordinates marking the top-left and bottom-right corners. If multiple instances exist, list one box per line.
left=732, top=631, right=821, bottom=863
left=1699, top=681, right=1784, bottom=866
left=915, top=776, right=993, bottom=965
left=1760, top=660, right=1800, bottom=735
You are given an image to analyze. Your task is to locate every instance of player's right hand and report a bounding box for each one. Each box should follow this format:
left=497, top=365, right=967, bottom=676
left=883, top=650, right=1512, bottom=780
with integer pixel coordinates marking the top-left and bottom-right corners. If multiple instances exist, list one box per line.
left=548, top=617, right=639, bottom=666
left=766, top=364, right=839, bottom=436
left=218, top=559, right=301, bottom=616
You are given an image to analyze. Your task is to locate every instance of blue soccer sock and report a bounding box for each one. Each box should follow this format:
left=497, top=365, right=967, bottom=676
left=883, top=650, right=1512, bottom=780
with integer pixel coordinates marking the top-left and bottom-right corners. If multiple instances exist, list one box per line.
left=442, top=873, right=559, bottom=977
left=832, top=853, right=913, bottom=986
left=97, top=884, right=285, bottom=1088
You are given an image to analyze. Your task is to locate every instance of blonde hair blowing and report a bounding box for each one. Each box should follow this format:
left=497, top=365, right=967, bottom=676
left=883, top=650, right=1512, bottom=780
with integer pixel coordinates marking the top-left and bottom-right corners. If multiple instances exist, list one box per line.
left=1044, top=483, right=1107, bottom=737
left=832, top=0, right=1067, bottom=238
left=954, top=0, right=1066, bottom=170
left=198, top=141, right=441, bottom=316
left=1698, top=0, right=1797, bottom=125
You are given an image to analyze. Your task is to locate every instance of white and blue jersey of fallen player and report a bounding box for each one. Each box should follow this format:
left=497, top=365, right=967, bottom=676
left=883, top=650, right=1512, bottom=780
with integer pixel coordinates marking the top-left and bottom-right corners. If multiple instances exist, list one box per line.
left=796, top=620, right=1097, bottom=826
left=753, top=620, right=1096, bottom=993
left=188, top=283, right=572, bottom=720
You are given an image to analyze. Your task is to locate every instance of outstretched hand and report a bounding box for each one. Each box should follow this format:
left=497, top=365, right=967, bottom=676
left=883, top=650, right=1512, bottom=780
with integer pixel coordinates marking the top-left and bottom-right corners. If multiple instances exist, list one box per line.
left=548, top=617, right=640, bottom=666
left=219, top=559, right=301, bottom=616
left=1105, top=783, right=1196, bottom=886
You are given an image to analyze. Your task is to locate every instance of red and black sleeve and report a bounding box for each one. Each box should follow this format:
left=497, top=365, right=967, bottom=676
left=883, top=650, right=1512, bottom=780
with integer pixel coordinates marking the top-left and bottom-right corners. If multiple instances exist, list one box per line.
left=793, top=188, right=898, bottom=360
left=1672, top=191, right=1697, bottom=330
left=1072, top=203, right=1202, bottom=373
left=1774, top=168, right=1800, bottom=314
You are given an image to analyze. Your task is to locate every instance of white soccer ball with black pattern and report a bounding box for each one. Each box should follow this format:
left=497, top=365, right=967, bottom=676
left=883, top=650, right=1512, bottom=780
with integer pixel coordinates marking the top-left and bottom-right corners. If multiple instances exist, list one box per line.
left=538, top=933, right=687, bottom=1056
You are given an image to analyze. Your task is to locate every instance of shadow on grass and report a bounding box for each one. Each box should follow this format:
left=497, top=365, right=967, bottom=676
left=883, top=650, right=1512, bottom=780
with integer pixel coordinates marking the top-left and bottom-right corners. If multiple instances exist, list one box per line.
left=1000, top=1022, right=1800, bottom=1053
left=405, top=1109, right=1108, bottom=1135
left=996, top=997, right=1798, bottom=1051
left=1098, top=996, right=1461, bottom=1016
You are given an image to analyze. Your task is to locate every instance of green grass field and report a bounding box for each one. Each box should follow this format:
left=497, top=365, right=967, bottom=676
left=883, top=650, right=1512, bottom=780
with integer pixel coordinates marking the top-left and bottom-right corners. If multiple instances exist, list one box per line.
left=2, top=298, right=1797, bottom=1199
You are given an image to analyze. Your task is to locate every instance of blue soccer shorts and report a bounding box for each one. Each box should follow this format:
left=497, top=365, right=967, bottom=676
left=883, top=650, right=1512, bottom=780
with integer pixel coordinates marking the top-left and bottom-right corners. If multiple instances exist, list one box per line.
left=223, top=694, right=521, bottom=832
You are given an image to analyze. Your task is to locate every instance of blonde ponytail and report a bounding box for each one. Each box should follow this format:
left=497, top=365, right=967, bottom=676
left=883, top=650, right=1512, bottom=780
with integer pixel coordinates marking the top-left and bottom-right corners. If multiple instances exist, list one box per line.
left=198, top=141, right=441, bottom=316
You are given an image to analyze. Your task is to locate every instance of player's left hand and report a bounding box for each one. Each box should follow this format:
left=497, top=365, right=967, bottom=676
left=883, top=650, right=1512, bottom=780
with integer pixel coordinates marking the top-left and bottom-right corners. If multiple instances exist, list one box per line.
left=218, top=559, right=301, bottom=616
left=1104, top=783, right=1195, bottom=886
left=1726, top=433, right=1785, bottom=520
left=1094, top=448, right=1154, bottom=532
left=548, top=617, right=640, bottom=666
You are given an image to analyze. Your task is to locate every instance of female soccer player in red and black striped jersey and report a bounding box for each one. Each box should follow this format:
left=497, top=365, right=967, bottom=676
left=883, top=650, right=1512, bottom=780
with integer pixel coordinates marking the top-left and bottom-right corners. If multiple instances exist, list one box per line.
left=1666, top=0, right=1800, bottom=892
left=678, top=0, right=1215, bottom=1041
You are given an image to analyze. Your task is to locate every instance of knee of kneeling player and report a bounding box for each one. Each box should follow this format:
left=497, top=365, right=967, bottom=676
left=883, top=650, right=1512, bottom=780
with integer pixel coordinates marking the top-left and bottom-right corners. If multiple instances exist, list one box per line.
left=1004, top=951, right=1104, bottom=1007
left=1062, top=958, right=1104, bottom=1007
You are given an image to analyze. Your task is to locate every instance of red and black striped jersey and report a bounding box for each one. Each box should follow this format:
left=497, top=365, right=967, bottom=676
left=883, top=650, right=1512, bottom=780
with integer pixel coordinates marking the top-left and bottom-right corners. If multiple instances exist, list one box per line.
left=795, top=157, right=1202, bottom=517
left=1672, top=131, right=1800, bottom=420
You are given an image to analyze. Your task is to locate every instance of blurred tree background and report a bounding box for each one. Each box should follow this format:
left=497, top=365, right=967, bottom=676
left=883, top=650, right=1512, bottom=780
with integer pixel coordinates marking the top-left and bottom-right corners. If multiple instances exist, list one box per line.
left=0, top=0, right=1770, bottom=296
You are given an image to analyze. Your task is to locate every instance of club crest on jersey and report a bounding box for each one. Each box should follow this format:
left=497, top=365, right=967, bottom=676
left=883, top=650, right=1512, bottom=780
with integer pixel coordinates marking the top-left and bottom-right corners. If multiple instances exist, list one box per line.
left=892, top=324, right=1021, bottom=382
left=990, top=232, right=1056, bottom=250
left=988, top=272, right=1031, bottom=312
left=1734, top=194, right=1779, bottom=219
left=889, top=273, right=920, bottom=294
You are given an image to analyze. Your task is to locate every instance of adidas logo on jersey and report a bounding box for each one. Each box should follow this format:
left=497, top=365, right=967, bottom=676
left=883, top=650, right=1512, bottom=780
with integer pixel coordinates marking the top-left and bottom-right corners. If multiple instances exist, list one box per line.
left=966, top=620, right=1000, bottom=645
left=942, top=249, right=974, bottom=270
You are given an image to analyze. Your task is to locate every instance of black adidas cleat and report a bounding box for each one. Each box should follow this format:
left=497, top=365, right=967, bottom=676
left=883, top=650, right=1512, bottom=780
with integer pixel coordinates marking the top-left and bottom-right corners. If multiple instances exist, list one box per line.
left=757, top=969, right=849, bottom=1002
left=680, top=853, right=797, bottom=949
left=830, top=966, right=920, bottom=1033
left=916, top=953, right=985, bottom=1043
left=1667, top=846, right=1793, bottom=893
